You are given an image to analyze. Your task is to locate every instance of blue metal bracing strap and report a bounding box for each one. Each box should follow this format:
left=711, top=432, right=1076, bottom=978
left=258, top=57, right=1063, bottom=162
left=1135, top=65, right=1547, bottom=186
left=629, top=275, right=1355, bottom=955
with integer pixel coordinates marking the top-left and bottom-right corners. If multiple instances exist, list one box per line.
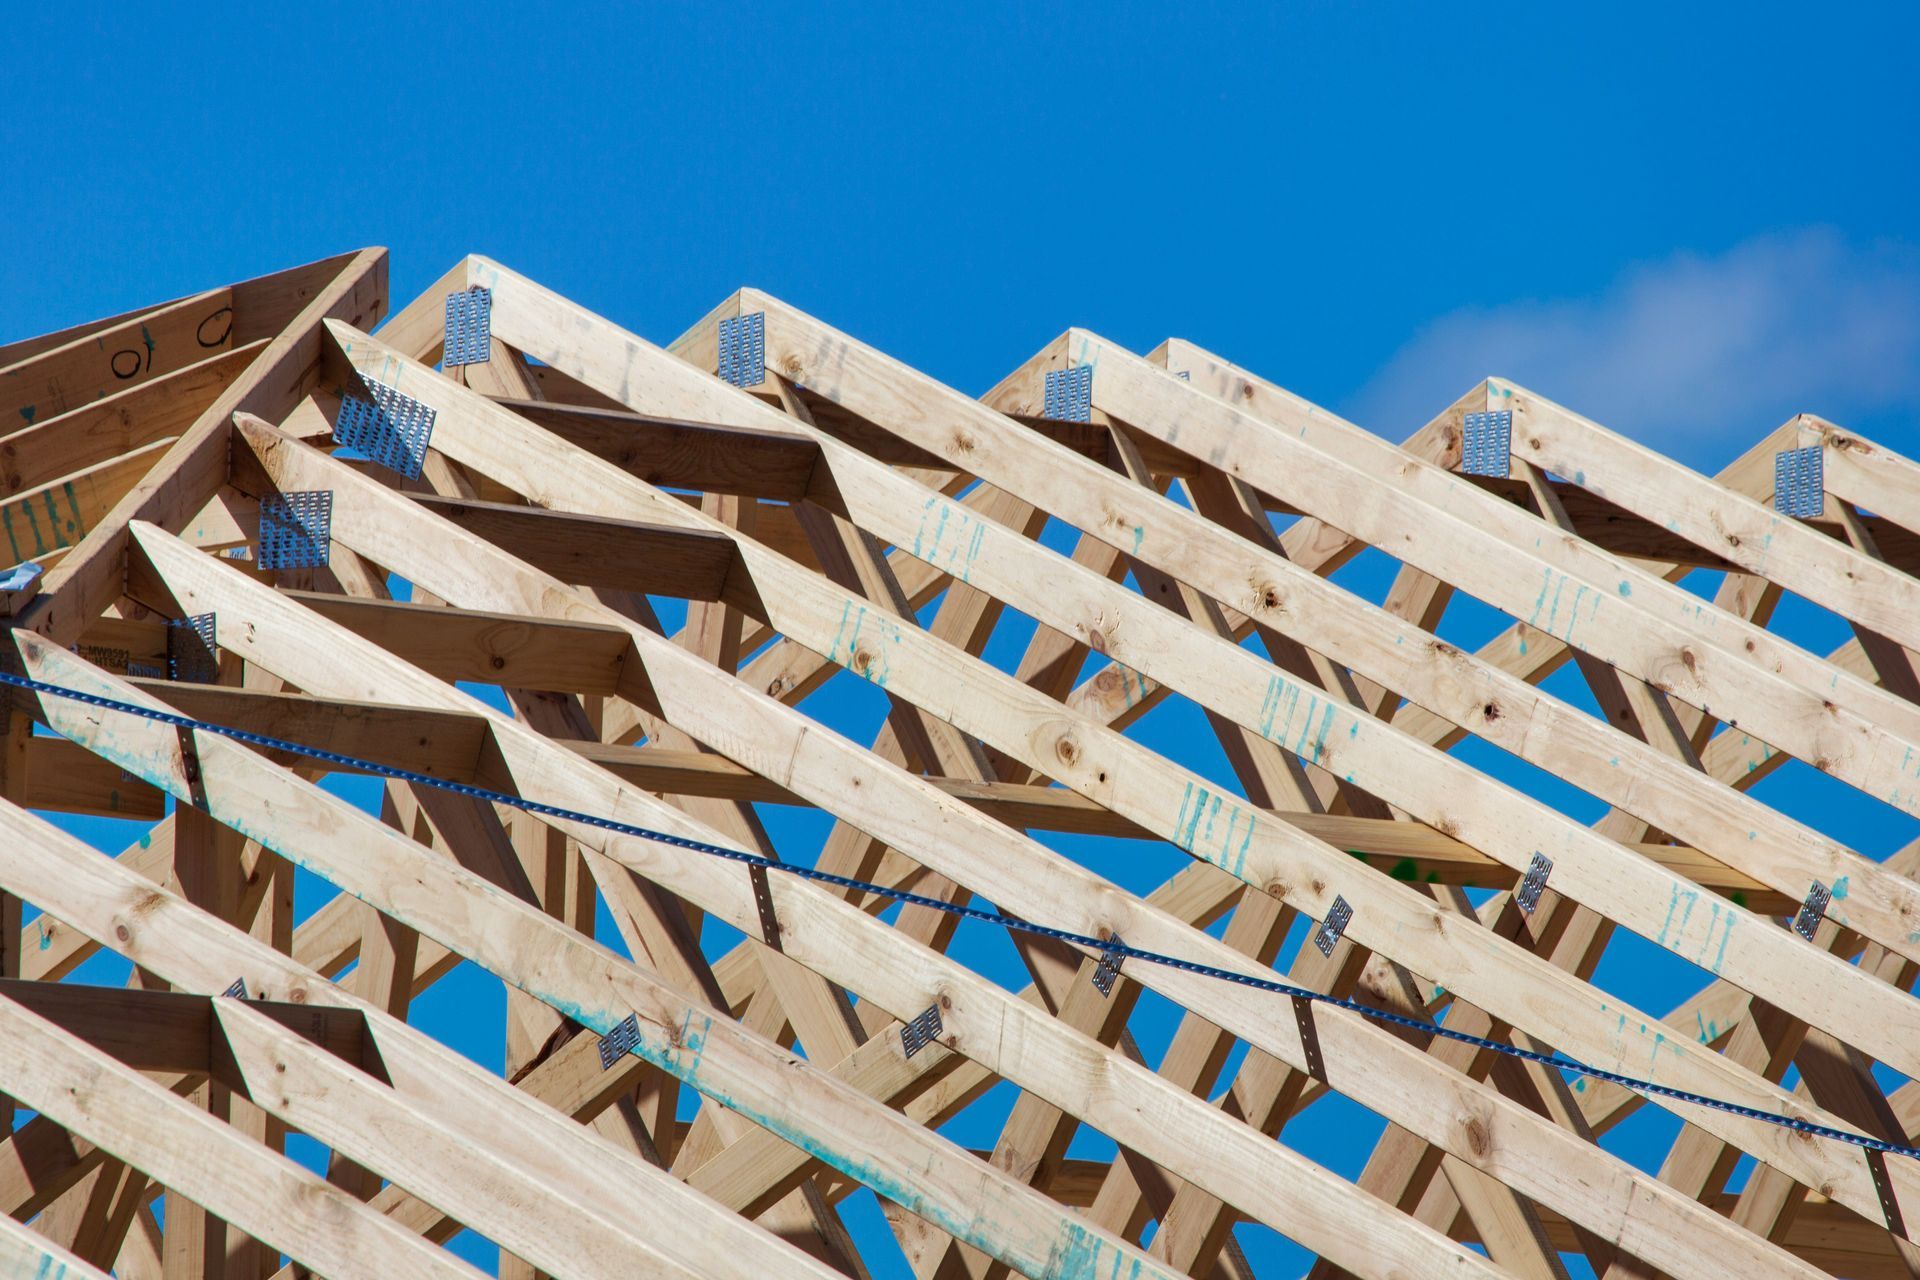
left=2, top=666, right=1913, bottom=1162
left=1775, top=447, right=1825, bottom=518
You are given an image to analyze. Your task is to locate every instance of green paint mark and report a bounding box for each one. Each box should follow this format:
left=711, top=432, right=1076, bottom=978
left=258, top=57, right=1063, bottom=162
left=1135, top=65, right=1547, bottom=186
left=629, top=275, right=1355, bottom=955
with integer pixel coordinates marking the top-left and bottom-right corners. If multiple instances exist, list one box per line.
left=61, top=481, right=84, bottom=543
left=1730, top=890, right=1747, bottom=908
left=18, top=405, right=33, bottom=425
left=1389, top=858, right=1419, bottom=882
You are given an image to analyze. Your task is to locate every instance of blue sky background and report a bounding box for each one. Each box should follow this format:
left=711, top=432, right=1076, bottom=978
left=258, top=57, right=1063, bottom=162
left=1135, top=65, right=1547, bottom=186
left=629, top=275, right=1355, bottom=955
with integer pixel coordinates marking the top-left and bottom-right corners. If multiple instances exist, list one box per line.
left=6, top=4, right=1920, bottom=1276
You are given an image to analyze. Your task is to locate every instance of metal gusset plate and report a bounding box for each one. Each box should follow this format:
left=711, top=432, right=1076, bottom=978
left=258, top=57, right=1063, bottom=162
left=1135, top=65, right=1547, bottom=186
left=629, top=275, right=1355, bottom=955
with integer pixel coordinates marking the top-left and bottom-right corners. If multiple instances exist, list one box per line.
left=443, top=287, right=493, bottom=367
left=258, top=491, right=333, bottom=570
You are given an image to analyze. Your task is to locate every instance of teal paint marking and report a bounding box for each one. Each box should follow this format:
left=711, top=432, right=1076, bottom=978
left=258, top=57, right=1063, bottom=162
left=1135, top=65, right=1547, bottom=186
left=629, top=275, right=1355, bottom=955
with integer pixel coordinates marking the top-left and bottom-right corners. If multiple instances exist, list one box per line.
left=1566, top=583, right=1588, bottom=643
left=1617, top=579, right=1631, bottom=597
left=140, top=323, right=156, bottom=364
left=825, top=603, right=895, bottom=690
left=38, top=921, right=51, bottom=949
left=1527, top=568, right=1553, bottom=628
left=911, top=496, right=986, bottom=585
left=1830, top=875, right=1849, bottom=900
left=1303, top=702, right=1337, bottom=763
left=1173, top=782, right=1256, bottom=876
left=18, top=405, right=33, bottom=425
left=1710, top=907, right=1734, bottom=975
left=1574, top=470, right=1586, bottom=486
left=15, top=500, right=48, bottom=556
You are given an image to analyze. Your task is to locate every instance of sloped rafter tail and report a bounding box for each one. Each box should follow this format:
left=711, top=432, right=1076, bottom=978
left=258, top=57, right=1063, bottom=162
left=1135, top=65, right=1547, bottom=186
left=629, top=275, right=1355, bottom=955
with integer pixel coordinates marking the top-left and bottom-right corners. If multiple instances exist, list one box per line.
left=0, top=249, right=1915, bottom=1279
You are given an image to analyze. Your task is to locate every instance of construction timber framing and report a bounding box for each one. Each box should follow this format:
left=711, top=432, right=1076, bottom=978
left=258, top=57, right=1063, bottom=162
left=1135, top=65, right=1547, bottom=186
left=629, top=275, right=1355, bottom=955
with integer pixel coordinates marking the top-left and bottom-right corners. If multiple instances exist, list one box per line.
left=0, top=247, right=1917, bottom=1279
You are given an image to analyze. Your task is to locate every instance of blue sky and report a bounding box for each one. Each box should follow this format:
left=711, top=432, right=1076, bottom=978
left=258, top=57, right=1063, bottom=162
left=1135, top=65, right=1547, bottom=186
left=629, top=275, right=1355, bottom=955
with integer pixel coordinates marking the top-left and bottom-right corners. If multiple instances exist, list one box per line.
left=6, top=4, right=1920, bottom=1276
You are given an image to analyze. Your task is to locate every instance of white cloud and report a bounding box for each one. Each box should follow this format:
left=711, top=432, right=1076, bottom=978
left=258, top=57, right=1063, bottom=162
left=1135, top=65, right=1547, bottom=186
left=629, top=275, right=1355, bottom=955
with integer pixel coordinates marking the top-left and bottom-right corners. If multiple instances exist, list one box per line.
left=1345, top=229, right=1920, bottom=463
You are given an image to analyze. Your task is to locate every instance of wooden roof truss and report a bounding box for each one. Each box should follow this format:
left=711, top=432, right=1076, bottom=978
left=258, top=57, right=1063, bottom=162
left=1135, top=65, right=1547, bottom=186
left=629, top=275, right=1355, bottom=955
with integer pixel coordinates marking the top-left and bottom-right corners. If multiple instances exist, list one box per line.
left=1, top=247, right=1918, bottom=1277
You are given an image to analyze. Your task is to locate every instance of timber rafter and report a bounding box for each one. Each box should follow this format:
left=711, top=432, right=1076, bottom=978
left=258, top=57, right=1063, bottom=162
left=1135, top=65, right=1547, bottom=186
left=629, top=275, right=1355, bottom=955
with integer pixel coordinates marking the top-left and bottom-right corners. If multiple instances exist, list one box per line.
left=0, top=248, right=1916, bottom=1278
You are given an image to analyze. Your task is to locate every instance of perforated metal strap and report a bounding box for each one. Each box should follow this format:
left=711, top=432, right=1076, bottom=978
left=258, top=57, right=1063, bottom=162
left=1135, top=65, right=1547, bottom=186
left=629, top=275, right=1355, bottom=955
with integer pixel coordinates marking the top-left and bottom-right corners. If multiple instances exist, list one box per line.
left=167, top=614, right=218, bottom=684
left=1462, top=410, right=1512, bottom=477
left=258, top=491, right=333, bottom=570
left=1516, top=852, right=1553, bottom=914
left=598, top=1013, right=641, bottom=1069
left=1312, top=896, right=1352, bottom=957
left=443, top=287, right=493, bottom=367
left=1043, top=365, right=1094, bottom=422
left=718, top=313, right=766, bottom=388
left=750, top=862, right=782, bottom=951
left=335, top=377, right=437, bottom=480
left=1793, top=881, right=1832, bottom=941
left=1775, top=446, right=1824, bottom=517
left=901, top=1003, right=944, bottom=1058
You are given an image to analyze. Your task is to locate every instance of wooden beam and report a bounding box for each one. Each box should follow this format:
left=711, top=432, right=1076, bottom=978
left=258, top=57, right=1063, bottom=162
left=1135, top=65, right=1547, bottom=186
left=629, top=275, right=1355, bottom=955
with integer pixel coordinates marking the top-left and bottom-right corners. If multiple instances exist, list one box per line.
left=0, top=978, right=367, bottom=1075
left=409, top=491, right=740, bottom=602
left=0, top=342, right=262, bottom=496
left=0, top=785, right=853, bottom=1280
left=0, top=983, right=485, bottom=1280
left=202, top=412, right=1526, bottom=1278
left=495, top=397, right=821, bottom=499
left=12, top=246, right=387, bottom=649
left=22, top=614, right=1220, bottom=1280
left=454, top=267, right=1839, bottom=1276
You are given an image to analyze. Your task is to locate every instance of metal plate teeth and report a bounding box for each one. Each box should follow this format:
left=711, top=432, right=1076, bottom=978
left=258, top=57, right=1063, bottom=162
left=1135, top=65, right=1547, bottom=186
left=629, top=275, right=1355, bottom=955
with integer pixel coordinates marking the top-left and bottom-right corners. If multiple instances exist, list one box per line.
left=1092, top=935, right=1125, bottom=997
left=222, top=979, right=249, bottom=1000
left=1043, top=365, right=1094, bottom=422
left=1461, top=410, right=1513, bottom=477
left=167, top=613, right=219, bottom=684
left=1516, top=852, right=1553, bottom=914
left=1313, top=898, right=1359, bottom=955
left=1793, top=881, right=1832, bottom=941
left=597, top=1013, right=641, bottom=1070
left=443, top=287, right=493, bottom=367
left=335, top=378, right=437, bottom=480
left=1312, top=895, right=1352, bottom=957
left=1774, top=446, right=1824, bottom=518
left=900, top=1003, right=945, bottom=1059
left=258, top=490, right=333, bottom=570
left=718, top=313, right=767, bottom=388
